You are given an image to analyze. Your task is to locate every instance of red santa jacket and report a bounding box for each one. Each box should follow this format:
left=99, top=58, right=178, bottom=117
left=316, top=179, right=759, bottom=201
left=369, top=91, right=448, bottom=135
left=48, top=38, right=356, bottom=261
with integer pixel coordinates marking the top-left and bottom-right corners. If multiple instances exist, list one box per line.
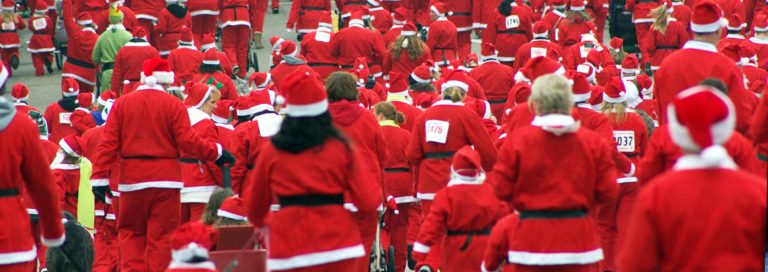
left=168, top=45, right=203, bottom=82
left=481, top=213, right=519, bottom=272
left=300, top=30, right=339, bottom=78
left=330, top=25, right=387, bottom=68
left=468, top=59, right=515, bottom=119
left=482, top=7, right=533, bottom=63
left=13, top=103, right=39, bottom=116
left=370, top=7, right=393, bottom=34
left=641, top=20, right=689, bottom=69
left=625, top=0, right=659, bottom=24
left=180, top=108, right=222, bottom=204
left=717, top=33, right=745, bottom=54
left=426, top=18, right=459, bottom=66
left=62, top=0, right=98, bottom=83
left=215, top=123, right=234, bottom=151
left=44, top=100, right=78, bottom=144
left=513, top=38, right=563, bottom=70
left=27, top=14, right=54, bottom=53
left=231, top=112, right=282, bottom=196
left=112, top=38, right=159, bottom=95
left=405, top=100, right=496, bottom=199
left=0, top=110, right=65, bottom=263
left=382, top=45, right=432, bottom=76
left=22, top=137, right=59, bottom=216
left=0, top=15, right=25, bottom=49
left=414, top=182, right=507, bottom=271
left=154, top=5, right=191, bottom=55
left=52, top=165, right=80, bottom=217
left=671, top=2, right=691, bottom=33
left=540, top=9, right=567, bottom=42
left=604, top=110, right=648, bottom=184
left=446, top=0, right=478, bottom=32
left=562, top=41, right=613, bottom=71
left=285, top=0, right=330, bottom=33
left=91, top=86, right=222, bottom=192
left=245, top=139, right=382, bottom=269
left=490, top=115, right=617, bottom=265
left=192, top=72, right=239, bottom=101
left=96, top=5, right=139, bottom=33
left=556, top=18, right=593, bottom=48
left=389, top=98, right=421, bottom=132
left=637, top=125, right=762, bottom=185
left=130, top=0, right=165, bottom=22
left=380, top=121, right=414, bottom=201
left=740, top=37, right=768, bottom=68
left=73, top=0, right=107, bottom=18
left=618, top=164, right=766, bottom=271
left=188, top=0, right=219, bottom=17
left=329, top=100, right=389, bottom=184
left=383, top=25, right=402, bottom=47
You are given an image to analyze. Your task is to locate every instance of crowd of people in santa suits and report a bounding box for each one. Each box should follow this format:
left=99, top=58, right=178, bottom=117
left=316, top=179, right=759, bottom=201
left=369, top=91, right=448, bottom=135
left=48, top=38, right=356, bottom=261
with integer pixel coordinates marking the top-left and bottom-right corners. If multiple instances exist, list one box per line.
left=2, top=0, right=768, bottom=270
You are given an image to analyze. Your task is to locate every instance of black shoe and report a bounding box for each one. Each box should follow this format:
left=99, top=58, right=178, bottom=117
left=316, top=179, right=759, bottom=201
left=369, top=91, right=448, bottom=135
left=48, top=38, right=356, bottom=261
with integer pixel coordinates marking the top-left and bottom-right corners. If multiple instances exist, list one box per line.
left=407, top=244, right=416, bottom=269
left=44, top=58, right=53, bottom=74
left=272, top=8, right=279, bottom=14
left=10, top=55, right=18, bottom=70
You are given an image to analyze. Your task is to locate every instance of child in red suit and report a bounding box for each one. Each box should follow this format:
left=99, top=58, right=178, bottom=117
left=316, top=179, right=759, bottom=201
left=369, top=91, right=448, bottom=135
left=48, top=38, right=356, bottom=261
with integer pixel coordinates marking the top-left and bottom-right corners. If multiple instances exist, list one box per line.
left=0, top=0, right=25, bottom=73
left=27, top=1, right=54, bottom=76
left=52, top=135, right=87, bottom=218
left=165, top=222, right=220, bottom=272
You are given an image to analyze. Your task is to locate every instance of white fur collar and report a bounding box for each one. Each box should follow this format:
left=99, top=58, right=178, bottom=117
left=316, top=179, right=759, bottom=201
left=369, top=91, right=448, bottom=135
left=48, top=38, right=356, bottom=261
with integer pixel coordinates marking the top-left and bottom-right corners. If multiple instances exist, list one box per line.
left=682, top=40, right=717, bottom=53
left=432, top=100, right=464, bottom=107
left=674, top=153, right=736, bottom=170
left=531, top=114, right=579, bottom=135
left=187, top=107, right=211, bottom=126
left=749, top=36, right=768, bottom=45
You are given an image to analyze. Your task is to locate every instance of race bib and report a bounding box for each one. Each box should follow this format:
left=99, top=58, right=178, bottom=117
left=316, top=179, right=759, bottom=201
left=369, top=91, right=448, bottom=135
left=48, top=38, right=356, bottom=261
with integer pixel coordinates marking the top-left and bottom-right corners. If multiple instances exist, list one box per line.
left=59, top=112, right=72, bottom=125
left=613, top=130, right=635, bottom=153
left=530, top=47, right=547, bottom=58
left=32, top=18, right=47, bottom=31
left=1, top=22, right=14, bottom=31
left=315, top=31, right=331, bottom=43
left=579, top=46, right=591, bottom=59
left=425, top=120, right=450, bottom=144
left=504, top=15, right=520, bottom=29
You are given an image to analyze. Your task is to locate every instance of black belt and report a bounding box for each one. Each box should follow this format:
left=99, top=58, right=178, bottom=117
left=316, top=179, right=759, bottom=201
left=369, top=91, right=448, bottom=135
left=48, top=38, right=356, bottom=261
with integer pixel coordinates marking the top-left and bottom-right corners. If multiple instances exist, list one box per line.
left=179, top=158, right=201, bottom=164
left=0, top=188, right=19, bottom=198
left=488, top=98, right=507, bottom=104
left=0, top=30, right=15, bottom=33
left=450, top=12, right=471, bottom=16
left=625, top=153, right=639, bottom=158
left=301, top=6, right=325, bottom=10
left=123, top=155, right=170, bottom=160
left=308, top=62, right=338, bottom=67
left=67, top=57, right=96, bottom=69
left=33, top=31, right=47, bottom=35
left=101, top=62, right=114, bottom=70
left=343, top=1, right=367, bottom=6
left=278, top=194, right=344, bottom=207
left=498, top=29, right=526, bottom=34
left=656, top=45, right=678, bottom=49
left=384, top=167, right=410, bottom=173
left=519, top=209, right=587, bottom=219
left=758, top=153, right=768, bottom=162
left=339, top=64, right=354, bottom=69
left=447, top=228, right=491, bottom=251
left=423, top=151, right=455, bottom=159
left=223, top=5, right=247, bottom=8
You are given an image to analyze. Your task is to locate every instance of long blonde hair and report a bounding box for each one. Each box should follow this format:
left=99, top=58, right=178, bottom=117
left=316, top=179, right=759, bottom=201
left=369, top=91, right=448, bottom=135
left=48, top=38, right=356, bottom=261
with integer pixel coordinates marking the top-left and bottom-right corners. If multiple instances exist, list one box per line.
left=650, top=5, right=669, bottom=34
left=390, top=36, right=425, bottom=61
left=2, top=11, right=16, bottom=23
left=601, top=102, right=628, bottom=124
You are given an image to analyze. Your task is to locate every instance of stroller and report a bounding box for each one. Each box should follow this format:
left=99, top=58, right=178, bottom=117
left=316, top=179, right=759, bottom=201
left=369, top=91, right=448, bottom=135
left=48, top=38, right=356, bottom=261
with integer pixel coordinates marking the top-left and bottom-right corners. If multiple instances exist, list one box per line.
left=370, top=210, right=396, bottom=272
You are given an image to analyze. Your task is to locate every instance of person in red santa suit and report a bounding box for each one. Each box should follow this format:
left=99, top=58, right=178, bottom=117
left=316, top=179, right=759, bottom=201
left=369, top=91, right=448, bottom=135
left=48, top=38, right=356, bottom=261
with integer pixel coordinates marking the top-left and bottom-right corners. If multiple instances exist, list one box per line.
left=0, top=96, right=66, bottom=272
left=469, top=43, right=515, bottom=121
left=69, top=93, right=97, bottom=136
left=412, top=146, right=507, bottom=272
left=443, top=0, right=477, bottom=57
left=383, top=8, right=407, bottom=46
left=0, top=0, right=24, bottom=74
left=245, top=68, right=382, bottom=272
left=231, top=89, right=281, bottom=195
left=165, top=222, right=219, bottom=272
left=386, top=71, right=421, bottom=131
left=168, top=27, right=203, bottom=82
left=10, top=83, right=38, bottom=115
left=270, top=40, right=313, bottom=90
left=330, top=12, right=387, bottom=70
left=383, top=22, right=432, bottom=77
left=717, top=13, right=746, bottom=51
left=434, top=63, right=488, bottom=100
left=555, top=0, right=594, bottom=49
left=738, top=47, right=768, bottom=89
left=187, top=0, right=218, bottom=46
left=51, top=135, right=87, bottom=217
left=200, top=35, right=234, bottom=77
left=61, top=1, right=99, bottom=93
left=540, top=0, right=567, bottom=41
left=339, top=0, right=370, bottom=27
left=91, top=57, right=235, bottom=272
left=300, top=12, right=338, bottom=80
left=372, top=101, right=415, bottom=272
left=370, top=0, right=393, bottom=34
left=406, top=75, right=496, bottom=270
left=480, top=212, right=520, bottom=272
left=641, top=2, right=689, bottom=72
left=741, top=14, right=768, bottom=66
left=180, top=82, right=224, bottom=223
left=633, top=73, right=658, bottom=123
left=111, top=26, right=159, bottom=95
left=129, top=0, right=163, bottom=45
left=193, top=49, right=239, bottom=100
left=561, top=28, right=613, bottom=71
left=28, top=1, right=54, bottom=76
left=491, top=74, right=618, bottom=271
left=72, top=0, right=107, bottom=26
left=285, top=0, right=330, bottom=40
left=44, top=78, right=81, bottom=144
left=210, top=100, right=235, bottom=151
left=219, top=0, right=258, bottom=78
left=426, top=2, right=459, bottom=67
left=626, top=0, right=660, bottom=51
left=595, top=77, right=648, bottom=271
left=655, top=1, right=755, bottom=136
left=481, top=0, right=532, bottom=66
left=154, top=0, right=191, bottom=58
left=512, top=21, right=562, bottom=70
left=618, top=86, right=767, bottom=271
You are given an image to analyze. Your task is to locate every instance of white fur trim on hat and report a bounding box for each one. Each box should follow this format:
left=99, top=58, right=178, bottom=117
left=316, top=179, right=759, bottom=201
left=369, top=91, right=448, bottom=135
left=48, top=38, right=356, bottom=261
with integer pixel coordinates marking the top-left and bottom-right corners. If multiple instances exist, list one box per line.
left=217, top=209, right=246, bottom=221
left=401, top=30, right=416, bottom=36
left=77, top=19, right=93, bottom=25
left=349, top=19, right=365, bottom=28
left=59, top=139, right=81, bottom=157
left=171, top=243, right=209, bottom=262
left=202, top=59, right=220, bottom=65
left=367, top=0, right=379, bottom=5
left=193, top=86, right=213, bottom=109
left=286, top=99, right=328, bottom=117
left=667, top=89, right=735, bottom=153
left=411, top=72, right=430, bottom=84
left=201, top=43, right=216, bottom=51
left=691, top=18, right=728, bottom=33
left=603, top=92, right=627, bottom=103
left=441, top=80, right=469, bottom=91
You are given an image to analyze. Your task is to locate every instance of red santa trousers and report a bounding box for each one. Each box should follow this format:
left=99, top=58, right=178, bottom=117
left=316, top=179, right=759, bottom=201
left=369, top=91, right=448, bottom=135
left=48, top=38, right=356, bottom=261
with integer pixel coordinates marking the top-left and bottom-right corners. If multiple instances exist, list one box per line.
left=353, top=210, right=378, bottom=271
left=1, top=48, right=19, bottom=74
left=31, top=219, right=47, bottom=269
left=635, top=23, right=652, bottom=55
left=62, top=62, right=97, bottom=93
left=93, top=202, right=119, bottom=272
left=253, top=0, right=267, bottom=32
left=118, top=188, right=180, bottom=272
left=31, top=52, right=52, bottom=76
left=597, top=183, right=638, bottom=271
left=0, top=261, right=34, bottom=272
left=191, top=15, right=218, bottom=47
left=180, top=203, right=206, bottom=223
left=387, top=203, right=411, bottom=272
left=138, top=18, right=159, bottom=47
left=221, top=25, right=250, bottom=78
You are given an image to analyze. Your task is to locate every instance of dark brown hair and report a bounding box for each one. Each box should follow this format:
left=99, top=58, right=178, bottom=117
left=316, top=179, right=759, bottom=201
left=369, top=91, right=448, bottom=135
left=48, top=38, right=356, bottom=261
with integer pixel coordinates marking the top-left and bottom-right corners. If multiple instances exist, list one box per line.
left=325, top=72, right=359, bottom=102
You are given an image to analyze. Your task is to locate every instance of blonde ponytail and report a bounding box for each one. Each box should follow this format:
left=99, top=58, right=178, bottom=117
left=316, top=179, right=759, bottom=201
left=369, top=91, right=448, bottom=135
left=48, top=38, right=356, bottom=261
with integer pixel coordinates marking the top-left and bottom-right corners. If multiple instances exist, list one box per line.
left=650, top=5, right=669, bottom=34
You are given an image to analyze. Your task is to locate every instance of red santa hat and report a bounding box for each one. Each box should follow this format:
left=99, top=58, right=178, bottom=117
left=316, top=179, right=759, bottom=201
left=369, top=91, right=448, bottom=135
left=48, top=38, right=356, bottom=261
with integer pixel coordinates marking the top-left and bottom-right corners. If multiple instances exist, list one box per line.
left=387, top=72, right=409, bottom=94
left=720, top=43, right=740, bottom=62
left=569, top=0, right=585, bottom=11
left=589, top=85, right=604, bottom=110
left=62, top=77, right=80, bottom=97
left=754, top=14, right=768, bottom=32
left=739, top=45, right=758, bottom=66
left=635, top=74, right=653, bottom=97
left=35, top=1, right=46, bottom=13
left=465, top=53, right=478, bottom=66
left=318, top=11, right=333, bottom=30
left=690, top=0, right=727, bottom=33
left=178, top=26, right=193, bottom=46
left=249, top=72, right=272, bottom=90
left=440, top=70, right=470, bottom=92
left=1, top=0, right=14, bottom=11
left=202, top=48, right=220, bottom=66
left=201, top=34, right=216, bottom=51
left=353, top=57, right=370, bottom=86
left=283, top=67, right=328, bottom=117
left=370, top=64, right=383, bottom=79
left=77, top=92, right=94, bottom=109
left=449, top=146, right=485, bottom=184
left=621, top=54, right=639, bottom=74
left=610, top=37, right=623, bottom=53
left=217, top=197, right=247, bottom=221
left=401, top=22, right=417, bottom=36
left=133, top=26, right=147, bottom=39
left=170, top=222, right=218, bottom=263
left=183, top=82, right=214, bottom=109
left=367, top=0, right=380, bottom=7
left=533, top=21, right=549, bottom=38
left=410, top=64, right=432, bottom=84
left=603, top=77, right=627, bottom=103
left=465, top=99, right=492, bottom=120
left=727, top=13, right=745, bottom=31
left=576, top=63, right=595, bottom=82
left=514, top=56, right=565, bottom=83
left=167, top=77, right=185, bottom=93
left=235, top=95, right=256, bottom=116
left=349, top=11, right=366, bottom=28
left=59, top=135, right=85, bottom=157
left=567, top=71, right=592, bottom=102
left=668, top=86, right=736, bottom=167
left=430, top=2, right=451, bottom=17
left=97, top=90, right=117, bottom=106
left=249, top=88, right=278, bottom=109
left=140, top=57, right=175, bottom=86
left=277, top=40, right=299, bottom=57
left=480, top=42, right=498, bottom=62
left=11, top=83, right=29, bottom=102
left=393, top=8, right=408, bottom=24
left=211, top=99, right=233, bottom=124
left=550, top=0, right=566, bottom=8
left=270, top=36, right=285, bottom=51
left=76, top=12, right=93, bottom=26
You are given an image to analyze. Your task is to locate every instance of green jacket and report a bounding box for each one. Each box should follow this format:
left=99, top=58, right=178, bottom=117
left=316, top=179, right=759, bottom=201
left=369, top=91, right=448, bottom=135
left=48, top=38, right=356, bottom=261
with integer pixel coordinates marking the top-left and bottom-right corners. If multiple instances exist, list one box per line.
left=91, top=24, right=132, bottom=66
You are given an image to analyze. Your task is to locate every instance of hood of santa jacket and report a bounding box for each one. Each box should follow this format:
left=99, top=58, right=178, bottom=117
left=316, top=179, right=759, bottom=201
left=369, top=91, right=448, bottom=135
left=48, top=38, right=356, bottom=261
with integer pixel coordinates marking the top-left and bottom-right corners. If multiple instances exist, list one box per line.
left=167, top=4, right=188, bottom=19
left=0, top=98, right=16, bottom=131
left=58, top=97, right=79, bottom=112
left=329, top=100, right=364, bottom=126
left=282, top=55, right=306, bottom=65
